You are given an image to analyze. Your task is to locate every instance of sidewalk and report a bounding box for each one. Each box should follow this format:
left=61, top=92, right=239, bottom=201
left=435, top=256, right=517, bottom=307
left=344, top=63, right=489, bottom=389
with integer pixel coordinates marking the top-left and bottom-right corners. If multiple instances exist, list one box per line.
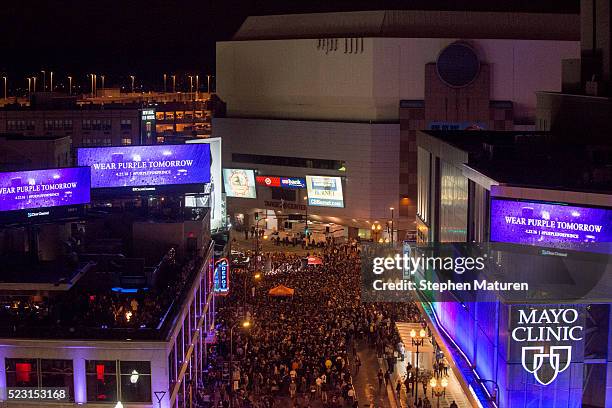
left=349, top=339, right=398, bottom=408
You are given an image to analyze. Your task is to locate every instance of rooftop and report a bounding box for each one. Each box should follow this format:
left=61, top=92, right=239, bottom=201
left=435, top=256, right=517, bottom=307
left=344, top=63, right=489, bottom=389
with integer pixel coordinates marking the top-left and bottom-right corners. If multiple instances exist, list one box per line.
left=420, top=130, right=612, bottom=194
left=233, top=10, right=579, bottom=41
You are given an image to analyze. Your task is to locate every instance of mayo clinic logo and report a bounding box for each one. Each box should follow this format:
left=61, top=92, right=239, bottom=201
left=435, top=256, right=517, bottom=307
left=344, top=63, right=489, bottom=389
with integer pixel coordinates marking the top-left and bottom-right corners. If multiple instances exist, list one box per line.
left=511, top=308, right=583, bottom=385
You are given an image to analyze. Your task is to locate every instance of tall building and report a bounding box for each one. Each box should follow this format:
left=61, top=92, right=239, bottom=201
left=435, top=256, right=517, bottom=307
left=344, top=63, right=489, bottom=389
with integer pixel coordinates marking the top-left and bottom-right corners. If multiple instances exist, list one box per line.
left=215, top=10, right=580, bottom=240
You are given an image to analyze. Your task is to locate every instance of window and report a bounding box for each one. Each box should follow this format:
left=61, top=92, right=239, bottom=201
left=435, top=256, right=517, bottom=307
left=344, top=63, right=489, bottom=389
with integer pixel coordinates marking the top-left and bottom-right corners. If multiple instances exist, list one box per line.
left=82, top=119, right=91, bottom=130
left=63, top=119, right=73, bottom=130
left=86, top=360, right=118, bottom=402
left=102, top=119, right=112, bottom=130
left=232, top=153, right=345, bottom=171
left=6, top=358, right=74, bottom=400
left=6, top=358, right=38, bottom=388
left=120, top=119, right=132, bottom=130
left=41, top=359, right=74, bottom=398
left=119, top=361, right=151, bottom=403
left=155, top=112, right=165, bottom=121
left=122, top=137, right=132, bottom=145
left=85, top=360, right=151, bottom=403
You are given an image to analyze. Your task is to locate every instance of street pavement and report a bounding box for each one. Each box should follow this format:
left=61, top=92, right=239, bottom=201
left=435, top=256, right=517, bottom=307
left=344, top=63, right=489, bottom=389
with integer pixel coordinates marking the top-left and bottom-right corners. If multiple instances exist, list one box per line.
left=349, top=339, right=397, bottom=408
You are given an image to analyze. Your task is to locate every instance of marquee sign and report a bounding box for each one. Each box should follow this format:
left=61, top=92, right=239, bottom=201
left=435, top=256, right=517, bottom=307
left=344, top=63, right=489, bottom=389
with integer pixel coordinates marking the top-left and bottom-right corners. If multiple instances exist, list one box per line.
left=213, top=258, right=230, bottom=295
left=256, top=176, right=306, bottom=189
left=511, top=307, right=583, bottom=385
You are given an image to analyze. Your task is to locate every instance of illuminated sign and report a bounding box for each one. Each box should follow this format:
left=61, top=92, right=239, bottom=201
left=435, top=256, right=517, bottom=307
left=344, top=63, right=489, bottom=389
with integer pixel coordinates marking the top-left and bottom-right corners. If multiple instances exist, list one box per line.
left=280, top=177, right=306, bottom=189
left=511, top=307, right=583, bottom=386
left=305, top=175, right=344, bottom=208
left=256, top=176, right=306, bottom=189
left=223, top=169, right=256, bottom=199
left=490, top=198, right=612, bottom=253
left=77, top=144, right=210, bottom=195
left=0, top=167, right=91, bottom=212
left=256, top=176, right=280, bottom=187
left=213, top=258, right=230, bottom=295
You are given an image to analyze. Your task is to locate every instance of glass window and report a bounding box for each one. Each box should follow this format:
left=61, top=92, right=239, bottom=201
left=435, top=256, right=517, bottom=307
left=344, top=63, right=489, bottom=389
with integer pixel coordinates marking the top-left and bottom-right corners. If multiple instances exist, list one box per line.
left=119, top=361, right=151, bottom=403
left=232, top=153, right=345, bottom=171
left=155, top=112, right=165, bottom=121
left=86, top=360, right=117, bottom=402
left=6, top=358, right=38, bottom=387
left=122, top=137, right=133, bottom=145
left=41, top=359, right=74, bottom=400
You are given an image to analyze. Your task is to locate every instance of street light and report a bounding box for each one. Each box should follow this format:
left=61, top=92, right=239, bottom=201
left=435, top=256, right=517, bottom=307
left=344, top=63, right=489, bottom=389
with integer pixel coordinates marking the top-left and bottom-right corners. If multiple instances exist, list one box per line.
left=410, top=328, right=427, bottom=405
left=67, top=76, right=72, bottom=96
left=172, top=75, right=176, bottom=93
left=100, top=75, right=105, bottom=92
left=195, top=75, right=199, bottom=99
left=41, top=70, right=46, bottom=91
left=130, top=75, right=135, bottom=93
left=49, top=71, right=53, bottom=92
left=207, top=74, right=211, bottom=94
left=430, top=377, right=448, bottom=408
left=188, top=75, right=193, bottom=94
left=303, top=195, right=309, bottom=240
left=389, top=207, right=395, bottom=245
left=2, top=76, right=6, bottom=100
left=163, top=73, right=167, bottom=93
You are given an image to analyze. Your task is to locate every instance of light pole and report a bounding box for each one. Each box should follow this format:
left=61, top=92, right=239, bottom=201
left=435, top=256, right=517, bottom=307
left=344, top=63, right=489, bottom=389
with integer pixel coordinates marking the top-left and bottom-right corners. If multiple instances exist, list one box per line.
left=429, top=377, right=448, bottom=408
left=207, top=74, right=211, bottom=94
left=390, top=207, right=394, bottom=245
left=172, top=75, right=176, bottom=93
left=130, top=75, right=135, bottom=93
left=303, top=195, right=309, bottom=240
left=27, top=77, right=31, bottom=96
left=67, top=76, right=72, bottom=95
left=90, top=74, right=95, bottom=97
left=410, top=328, right=427, bottom=405
left=163, top=73, right=167, bottom=93
left=188, top=75, right=193, bottom=94
left=49, top=71, right=53, bottom=92
left=2, top=76, right=6, bottom=100
left=100, top=75, right=105, bottom=92
left=230, top=319, right=251, bottom=408
left=195, top=75, right=199, bottom=99
left=32, top=76, right=36, bottom=93
left=41, top=70, right=46, bottom=91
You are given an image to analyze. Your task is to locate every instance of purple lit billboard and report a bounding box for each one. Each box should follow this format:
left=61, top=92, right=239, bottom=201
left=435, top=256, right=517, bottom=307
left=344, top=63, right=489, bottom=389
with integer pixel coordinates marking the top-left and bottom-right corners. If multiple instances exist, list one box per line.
left=77, top=144, right=210, bottom=194
left=490, top=198, right=612, bottom=251
left=0, top=167, right=91, bottom=212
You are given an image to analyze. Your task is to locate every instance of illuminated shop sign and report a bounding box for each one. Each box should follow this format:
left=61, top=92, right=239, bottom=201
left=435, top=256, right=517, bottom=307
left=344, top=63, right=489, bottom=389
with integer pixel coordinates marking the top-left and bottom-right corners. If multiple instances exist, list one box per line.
left=256, top=176, right=306, bottom=189
left=490, top=198, right=612, bottom=253
left=511, top=307, right=583, bottom=385
left=213, top=258, right=230, bottom=295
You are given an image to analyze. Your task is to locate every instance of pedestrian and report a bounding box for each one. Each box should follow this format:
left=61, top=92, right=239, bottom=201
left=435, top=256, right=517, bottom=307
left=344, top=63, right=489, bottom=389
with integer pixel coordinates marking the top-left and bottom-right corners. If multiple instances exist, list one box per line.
left=384, top=370, right=391, bottom=385
left=396, top=379, right=402, bottom=396
left=449, top=401, right=459, bottom=408
left=377, top=369, right=384, bottom=391
left=354, top=355, right=361, bottom=374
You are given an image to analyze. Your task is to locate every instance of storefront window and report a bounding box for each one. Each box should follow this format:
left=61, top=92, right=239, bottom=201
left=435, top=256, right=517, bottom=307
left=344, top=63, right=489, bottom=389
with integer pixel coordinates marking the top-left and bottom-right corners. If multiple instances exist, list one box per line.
left=86, top=360, right=117, bottom=402
left=6, top=358, right=38, bottom=387
left=119, top=361, right=151, bottom=402
left=41, top=359, right=74, bottom=400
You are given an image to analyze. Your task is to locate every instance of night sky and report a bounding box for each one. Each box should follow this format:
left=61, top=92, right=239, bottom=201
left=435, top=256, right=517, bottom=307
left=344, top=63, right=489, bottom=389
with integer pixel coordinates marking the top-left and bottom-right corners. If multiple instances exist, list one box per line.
left=0, top=0, right=579, bottom=91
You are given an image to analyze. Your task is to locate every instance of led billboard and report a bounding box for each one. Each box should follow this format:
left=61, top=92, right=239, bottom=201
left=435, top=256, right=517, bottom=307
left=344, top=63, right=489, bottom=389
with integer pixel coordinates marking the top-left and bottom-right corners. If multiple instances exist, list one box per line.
left=490, top=198, right=612, bottom=252
left=256, top=175, right=306, bottom=189
left=305, top=175, right=344, bottom=208
left=0, top=167, right=90, bottom=223
left=77, top=144, right=211, bottom=195
left=223, top=169, right=256, bottom=199
left=186, top=138, right=224, bottom=230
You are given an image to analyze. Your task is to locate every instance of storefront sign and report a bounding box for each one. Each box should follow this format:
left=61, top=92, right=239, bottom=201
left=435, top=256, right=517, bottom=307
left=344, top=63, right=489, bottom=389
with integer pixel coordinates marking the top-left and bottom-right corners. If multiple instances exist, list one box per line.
left=256, top=176, right=306, bottom=189
left=213, top=258, right=230, bottom=295
left=511, top=307, right=583, bottom=385
left=264, top=200, right=306, bottom=211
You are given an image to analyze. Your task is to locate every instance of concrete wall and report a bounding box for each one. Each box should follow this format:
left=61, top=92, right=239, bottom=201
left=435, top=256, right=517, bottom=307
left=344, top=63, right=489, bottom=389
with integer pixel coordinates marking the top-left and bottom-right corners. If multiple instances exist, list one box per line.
left=217, top=37, right=579, bottom=123
left=214, top=117, right=404, bottom=229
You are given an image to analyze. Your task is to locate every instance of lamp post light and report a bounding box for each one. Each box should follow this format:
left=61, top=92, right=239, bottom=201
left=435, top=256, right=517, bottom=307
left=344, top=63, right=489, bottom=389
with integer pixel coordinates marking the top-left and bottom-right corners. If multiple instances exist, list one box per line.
left=49, top=71, right=53, bottom=92
left=429, top=377, right=448, bottom=408
left=163, top=73, right=167, bottom=93
left=67, top=76, right=72, bottom=96
left=230, top=320, right=252, bottom=408
left=100, top=75, right=105, bottom=93
left=303, top=195, right=309, bottom=239
left=410, top=328, right=427, bottom=405
left=207, top=74, right=212, bottom=94
left=40, top=70, right=46, bottom=91
left=389, top=207, right=395, bottom=245
left=130, top=75, right=135, bottom=93
left=195, top=75, right=199, bottom=99
left=2, top=76, right=7, bottom=100
left=32, top=76, right=37, bottom=93
left=188, top=75, right=193, bottom=94
left=172, top=75, right=176, bottom=93
left=27, top=77, right=31, bottom=96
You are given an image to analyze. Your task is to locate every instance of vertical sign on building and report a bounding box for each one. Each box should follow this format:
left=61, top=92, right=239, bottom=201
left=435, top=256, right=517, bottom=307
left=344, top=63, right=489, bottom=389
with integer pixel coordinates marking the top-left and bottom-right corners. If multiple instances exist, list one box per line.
left=140, top=108, right=156, bottom=144
left=213, top=258, right=230, bottom=295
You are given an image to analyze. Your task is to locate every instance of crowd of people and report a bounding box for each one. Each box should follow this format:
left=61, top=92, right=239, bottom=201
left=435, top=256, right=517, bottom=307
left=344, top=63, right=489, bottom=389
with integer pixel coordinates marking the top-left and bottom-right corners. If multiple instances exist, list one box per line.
left=198, top=239, right=428, bottom=408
